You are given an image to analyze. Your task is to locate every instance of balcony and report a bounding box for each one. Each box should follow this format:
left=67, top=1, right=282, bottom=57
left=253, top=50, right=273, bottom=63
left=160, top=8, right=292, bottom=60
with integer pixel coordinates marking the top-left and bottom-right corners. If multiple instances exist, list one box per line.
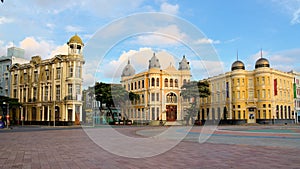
left=64, top=95, right=81, bottom=101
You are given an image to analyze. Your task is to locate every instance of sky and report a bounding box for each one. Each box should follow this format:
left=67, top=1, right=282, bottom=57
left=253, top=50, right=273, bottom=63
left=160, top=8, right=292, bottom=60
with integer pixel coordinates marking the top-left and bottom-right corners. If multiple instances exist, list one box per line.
left=0, top=0, right=300, bottom=88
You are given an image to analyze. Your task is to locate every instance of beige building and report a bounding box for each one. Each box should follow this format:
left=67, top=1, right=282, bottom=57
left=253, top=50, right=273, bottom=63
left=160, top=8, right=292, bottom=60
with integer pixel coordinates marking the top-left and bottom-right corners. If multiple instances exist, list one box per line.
left=200, top=57, right=295, bottom=124
left=120, top=54, right=191, bottom=124
left=9, top=35, right=85, bottom=125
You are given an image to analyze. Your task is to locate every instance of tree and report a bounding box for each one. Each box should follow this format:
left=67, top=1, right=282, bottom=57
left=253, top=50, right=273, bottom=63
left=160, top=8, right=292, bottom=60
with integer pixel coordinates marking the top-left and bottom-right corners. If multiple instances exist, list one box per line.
left=181, top=80, right=210, bottom=125
left=94, top=82, right=139, bottom=121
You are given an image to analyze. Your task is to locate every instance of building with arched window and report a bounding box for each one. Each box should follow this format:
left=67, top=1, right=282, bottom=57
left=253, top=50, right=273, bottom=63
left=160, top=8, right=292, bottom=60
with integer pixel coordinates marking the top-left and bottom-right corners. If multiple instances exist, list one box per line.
left=120, top=53, right=191, bottom=124
left=9, top=35, right=85, bottom=125
left=199, top=56, right=295, bottom=124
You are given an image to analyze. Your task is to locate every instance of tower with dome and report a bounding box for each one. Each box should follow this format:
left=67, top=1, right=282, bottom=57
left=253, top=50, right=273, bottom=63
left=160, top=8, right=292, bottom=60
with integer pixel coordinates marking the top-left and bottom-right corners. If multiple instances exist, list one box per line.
left=199, top=54, right=295, bottom=125
left=120, top=53, right=191, bottom=124
left=9, top=35, right=85, bottom=125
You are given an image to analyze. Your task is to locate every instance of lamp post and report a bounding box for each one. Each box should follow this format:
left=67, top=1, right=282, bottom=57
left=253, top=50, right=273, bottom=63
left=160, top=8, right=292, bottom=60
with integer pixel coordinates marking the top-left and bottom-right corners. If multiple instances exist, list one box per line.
left=3, top=102, right=9, bottom=129
left=20, top=106, right=24, bottom=127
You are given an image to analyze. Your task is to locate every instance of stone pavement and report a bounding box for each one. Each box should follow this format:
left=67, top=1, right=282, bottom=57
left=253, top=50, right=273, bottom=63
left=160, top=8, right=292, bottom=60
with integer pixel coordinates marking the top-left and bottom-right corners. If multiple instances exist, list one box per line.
left=0, top=125, right=299, bottom=169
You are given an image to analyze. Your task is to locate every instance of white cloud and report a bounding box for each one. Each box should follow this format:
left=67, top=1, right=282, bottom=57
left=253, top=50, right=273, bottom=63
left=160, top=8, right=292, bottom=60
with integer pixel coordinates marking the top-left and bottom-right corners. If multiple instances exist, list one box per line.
left=245, top=48, right=300, bottom=72
left=65, top=25, right=84, bottom=33
left=49, top=44, right=68, bottom=58
left=132, top=25, right=187, bottom=46
left=160, top=2, right=179, bottom=15
left=292, top=8, right=300, bottom=24
left=46, top=23, right=55, bottom=29
left=195, top=38, right=221, bottom=45
left=271, top=0, right=300, bottom=24
left=19, top=37, right=57, bottom=59
left=191, top=60, right=224, bottom=79
left=0, top=16, right=13, bottom=24
left=95, top=48, right=177, bottom=82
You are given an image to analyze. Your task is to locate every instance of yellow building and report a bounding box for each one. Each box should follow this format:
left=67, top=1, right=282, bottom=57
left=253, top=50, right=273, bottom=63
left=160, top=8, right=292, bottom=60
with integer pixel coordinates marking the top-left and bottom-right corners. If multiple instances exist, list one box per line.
left=9, top=35, right=85, bottom=125
left=120, top=54, right=191, bottom=124
left=200, top=57, right=295, bottom=124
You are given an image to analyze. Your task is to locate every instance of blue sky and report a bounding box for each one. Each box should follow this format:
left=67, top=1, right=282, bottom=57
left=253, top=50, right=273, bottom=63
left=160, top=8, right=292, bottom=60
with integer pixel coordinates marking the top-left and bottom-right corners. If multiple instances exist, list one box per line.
left=0, top=0, right=300, bottom=87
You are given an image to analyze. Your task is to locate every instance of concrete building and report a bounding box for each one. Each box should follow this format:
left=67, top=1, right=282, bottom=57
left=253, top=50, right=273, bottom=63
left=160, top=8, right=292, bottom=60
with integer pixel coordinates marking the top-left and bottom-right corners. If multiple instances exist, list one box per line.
left=290, top=70, right=300, bottom=123
left=120, top=54, right=191, bottom=124
left=0, top=47, right=27, bottom=97
left=9, top=35, right=85, bottom=125
left=199, top=56, right=295, bottom=124
left=82, top=87, right=101, bottom=125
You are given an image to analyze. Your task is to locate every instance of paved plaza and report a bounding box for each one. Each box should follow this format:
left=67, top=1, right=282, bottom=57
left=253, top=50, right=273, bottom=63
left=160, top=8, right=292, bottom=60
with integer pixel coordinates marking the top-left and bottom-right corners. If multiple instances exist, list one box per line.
left=0, top=125, right=300, bottom=169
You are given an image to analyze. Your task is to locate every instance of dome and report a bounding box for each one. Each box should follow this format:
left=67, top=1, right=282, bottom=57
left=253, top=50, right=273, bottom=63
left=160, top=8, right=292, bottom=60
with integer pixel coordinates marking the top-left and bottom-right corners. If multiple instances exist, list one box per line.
left=231, top=60, right=245, bottom=71
left=255, top=58, right=270, bottom=69
left=149, top=53, right=161, bottom=69
left=68, top=34, right=84, bottom=45
left=122, top=60, right=135, bottom=77
left=179, top=55, right=190, bottom=70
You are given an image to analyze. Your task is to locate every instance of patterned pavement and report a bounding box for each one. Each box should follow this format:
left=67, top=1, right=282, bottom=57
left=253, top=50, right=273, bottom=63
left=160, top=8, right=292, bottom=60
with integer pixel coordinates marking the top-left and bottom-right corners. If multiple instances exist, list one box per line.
left=0, top=125, right=299, bottom=169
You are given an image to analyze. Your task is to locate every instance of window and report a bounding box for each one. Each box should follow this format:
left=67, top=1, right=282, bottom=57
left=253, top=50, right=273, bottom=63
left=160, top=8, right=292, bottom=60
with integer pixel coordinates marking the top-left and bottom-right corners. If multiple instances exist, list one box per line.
left=46, top=70, right=50, bottom=80
left=170, top=79, right=173, bottom=87
left=156, top=78, right=159, bottom=87
left=151, top=78, right=155, bottom=87
left=56, top=85, right=60, bottom=100
left=151, top=108, right=155, bottom=120
left=262, top=77, right=265, bottom=84
left=24, top=73, right=28, bottom=83
left=248, top=78, right=253, bottom=86
left=14, top=74, right=18, bottom=84
left=13, top=89, right=17, bottom=98
left=151, top=93, right=155, bottom=102
left=69, top=65, right=73, bottom=77
left=45, top=86, right=48, bottom=101
left=76, top=85, right=80, bottom=96
left=156, top=93, right=159, bottom=101
left=165, top=78, right=168, bottom=87
left=56, top=68, right=61, bottom=79
left=257, top=90, right=260, bottom=99
left=34, top=71, right=38, bottom=82
left=68, top=84, right=73, bottom=96
left=166, top=93, right=177, bottom=103
left=135, top=82, right=137, bottom=89
left=175, top=79, right=178, bottom=87
left=33, top=88, right=37, bottom=101
left=262, top=89, right=266, bottom=98
left=142, top=80, right=144, bottom=88
left=76, top=66, right=81, bottom=78
left=138, top=81, right=140, bottom=89
left=183, top=79, right=187, bottom=85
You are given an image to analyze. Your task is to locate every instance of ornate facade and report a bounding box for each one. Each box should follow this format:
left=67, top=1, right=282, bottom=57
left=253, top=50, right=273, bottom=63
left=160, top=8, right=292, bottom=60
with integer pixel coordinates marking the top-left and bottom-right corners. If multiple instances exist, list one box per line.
left=120, top=54, right=191, bottom=123
left=9, top=35, right=85, bottom=125
left=200, top=57, right=295, bottom=124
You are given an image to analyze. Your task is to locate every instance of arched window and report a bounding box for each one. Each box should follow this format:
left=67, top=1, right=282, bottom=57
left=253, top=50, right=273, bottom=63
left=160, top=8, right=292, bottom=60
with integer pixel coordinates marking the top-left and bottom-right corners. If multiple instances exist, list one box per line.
left=183, top=79, right=187, bottom=85
left=166, top=92, right=177, bottom=103
left=170, top=79, right=173, bottom=87
left=151, top=78, right=155, bottom=87
left=165, top=78, right=168, bottom=87
left=175, top=79, right=178, bottom=87
left=156, top=78, right=159, bottom=87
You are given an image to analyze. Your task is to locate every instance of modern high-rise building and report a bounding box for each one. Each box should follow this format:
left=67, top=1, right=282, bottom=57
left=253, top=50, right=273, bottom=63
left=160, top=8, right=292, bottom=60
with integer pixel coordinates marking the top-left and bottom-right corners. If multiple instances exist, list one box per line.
left=9, top=35, right=85, bottom=125
left=120, top=54, right=191, bottom=124
left=199, top=57, right=295, bottom=124
left=0, top=47, right=27, bottom=97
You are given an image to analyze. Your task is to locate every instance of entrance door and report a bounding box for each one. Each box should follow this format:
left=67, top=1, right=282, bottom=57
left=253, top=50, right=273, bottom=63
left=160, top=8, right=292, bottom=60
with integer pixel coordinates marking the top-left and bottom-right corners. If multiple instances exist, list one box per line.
left=166, top=105, right=177, bottom=121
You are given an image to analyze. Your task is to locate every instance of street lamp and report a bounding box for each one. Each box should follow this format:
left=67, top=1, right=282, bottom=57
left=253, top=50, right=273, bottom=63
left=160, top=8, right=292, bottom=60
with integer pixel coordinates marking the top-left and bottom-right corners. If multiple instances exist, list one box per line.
left=3, top=102, right=9, bottom=129
left=20, top=106, right=24, bottom=127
